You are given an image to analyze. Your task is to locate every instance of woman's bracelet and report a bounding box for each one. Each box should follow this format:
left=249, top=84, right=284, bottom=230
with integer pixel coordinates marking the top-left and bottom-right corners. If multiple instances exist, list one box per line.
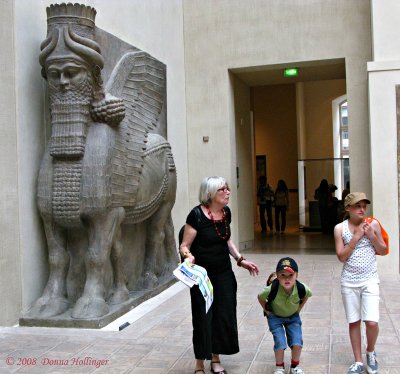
left=181, top=251, right=192, bottom=258
left=236, top=255, right=246, bottom=267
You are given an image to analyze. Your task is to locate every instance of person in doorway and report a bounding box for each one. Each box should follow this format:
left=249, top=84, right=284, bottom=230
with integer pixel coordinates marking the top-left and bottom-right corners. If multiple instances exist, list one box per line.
left=257, top=176, right=274, bottom=233
left=339, top=181, right=351, bottom=220
left=342, top=181, right=350, bottom=202
left=258, top=257, right=312, bottom=374
left=180, top=176, right=260, bottom=374
left=334, top=192, right=387, bottom=374
left=314, top=179, right=331, bottom=234
left=274, top=179, right=289, bottom=234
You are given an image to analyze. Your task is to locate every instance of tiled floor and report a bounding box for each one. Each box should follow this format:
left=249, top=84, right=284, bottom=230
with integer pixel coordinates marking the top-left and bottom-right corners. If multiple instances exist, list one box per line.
left=1, top=227, right=400, bottom=373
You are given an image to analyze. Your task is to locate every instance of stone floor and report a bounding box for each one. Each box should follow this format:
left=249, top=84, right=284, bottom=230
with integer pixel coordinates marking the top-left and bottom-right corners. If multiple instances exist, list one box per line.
left=1, top=227, right=400, bottom=374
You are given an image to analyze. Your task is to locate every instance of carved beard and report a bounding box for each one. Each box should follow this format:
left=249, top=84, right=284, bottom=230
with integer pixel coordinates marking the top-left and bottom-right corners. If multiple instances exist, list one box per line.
left=48, top=75, right=93, bottom=158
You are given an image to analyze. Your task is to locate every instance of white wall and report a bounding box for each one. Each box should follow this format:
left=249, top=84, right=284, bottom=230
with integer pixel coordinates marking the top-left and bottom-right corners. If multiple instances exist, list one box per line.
left=368, top=68, right=400, bottom=272
left=371, top=0, right=400, bottom=61
left=0, top=0, right=22, bottom=325
left=233, top=76, right=254, bottom=249
left=368, top=0, right=400, bottom=272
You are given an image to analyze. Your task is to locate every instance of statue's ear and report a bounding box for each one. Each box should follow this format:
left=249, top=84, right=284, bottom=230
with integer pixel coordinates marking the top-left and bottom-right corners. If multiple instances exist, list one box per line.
left=41, top=68, right=47, bottom=80
left=93, top=65, right=103, bottom=85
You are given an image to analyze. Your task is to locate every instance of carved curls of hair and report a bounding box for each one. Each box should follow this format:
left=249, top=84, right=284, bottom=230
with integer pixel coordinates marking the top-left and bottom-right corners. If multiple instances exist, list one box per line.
left=64, top=26, right=104, bottom=70
left=39, top=25, right=104, bottom=77
left=39, top=28, right=59, bottom=77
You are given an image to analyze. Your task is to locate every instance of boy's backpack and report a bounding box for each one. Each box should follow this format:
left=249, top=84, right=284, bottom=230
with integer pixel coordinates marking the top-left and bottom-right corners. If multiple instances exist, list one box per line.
left=264, top=278, right=306, bottom=316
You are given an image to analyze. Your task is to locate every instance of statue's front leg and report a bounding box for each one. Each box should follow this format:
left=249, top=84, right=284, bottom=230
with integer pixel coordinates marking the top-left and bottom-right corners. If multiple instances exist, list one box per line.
left=28, top=220, right=70, bottom=318
left=109, top=220, right=130, bottom=305
left=72, top=207, right=124, bottom=319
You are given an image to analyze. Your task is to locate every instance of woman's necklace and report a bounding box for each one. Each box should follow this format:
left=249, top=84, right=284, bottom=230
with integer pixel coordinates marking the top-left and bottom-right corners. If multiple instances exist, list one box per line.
left=206, top=206, right=229, bottom=240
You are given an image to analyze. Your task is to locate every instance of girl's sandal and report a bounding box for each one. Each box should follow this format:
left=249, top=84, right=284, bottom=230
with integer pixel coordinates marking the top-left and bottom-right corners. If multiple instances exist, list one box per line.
left=210, top=360, right=227, bottom=374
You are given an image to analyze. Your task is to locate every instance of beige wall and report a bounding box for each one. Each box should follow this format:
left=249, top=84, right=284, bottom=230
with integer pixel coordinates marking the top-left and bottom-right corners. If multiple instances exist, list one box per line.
left=303, top=79, right=346, bottom=201
left=253, top=84, right=298, bottom=222
left=304, top=80, right=347, bottom=159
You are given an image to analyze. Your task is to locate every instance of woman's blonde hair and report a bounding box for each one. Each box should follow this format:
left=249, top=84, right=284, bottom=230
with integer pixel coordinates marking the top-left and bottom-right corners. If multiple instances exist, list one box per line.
left=198, top=176, right=228, bottom=205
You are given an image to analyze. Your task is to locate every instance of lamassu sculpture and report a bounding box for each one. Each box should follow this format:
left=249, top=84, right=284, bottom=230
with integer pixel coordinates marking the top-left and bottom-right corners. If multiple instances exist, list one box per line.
left=23, top=3, right=178, bottom=324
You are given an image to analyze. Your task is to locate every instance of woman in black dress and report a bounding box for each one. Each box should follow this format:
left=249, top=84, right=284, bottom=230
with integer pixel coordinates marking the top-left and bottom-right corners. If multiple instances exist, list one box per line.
left=180, top=176, right=259, bottom=374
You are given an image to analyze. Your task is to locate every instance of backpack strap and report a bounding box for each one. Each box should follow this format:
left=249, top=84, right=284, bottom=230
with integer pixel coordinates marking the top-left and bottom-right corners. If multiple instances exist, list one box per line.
left=178, top=206, right=203, bottom=261
left=296, top=280, right=306, bottom=304
left=265, top=279, right=279, bottom=313
left=194, top=205, right=202, bottom=223
left=264, top=279, right=306, bottom=316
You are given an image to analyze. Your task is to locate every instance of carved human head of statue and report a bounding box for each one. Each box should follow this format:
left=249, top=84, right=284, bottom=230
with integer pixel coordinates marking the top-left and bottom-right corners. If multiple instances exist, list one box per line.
left=39, top=3, right=124, bottom=158
left=39, top=3, right=104, bottom=101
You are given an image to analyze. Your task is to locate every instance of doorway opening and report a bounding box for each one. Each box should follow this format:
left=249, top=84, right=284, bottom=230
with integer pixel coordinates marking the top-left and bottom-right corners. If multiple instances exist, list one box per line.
left=232, top=59, right=347, bottom=248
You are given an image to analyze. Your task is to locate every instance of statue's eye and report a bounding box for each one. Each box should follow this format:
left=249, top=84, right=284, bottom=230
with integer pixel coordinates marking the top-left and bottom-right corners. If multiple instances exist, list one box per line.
left=48, top=70, right=60, bottom=79
left=67, top=68, right=80, bottom=77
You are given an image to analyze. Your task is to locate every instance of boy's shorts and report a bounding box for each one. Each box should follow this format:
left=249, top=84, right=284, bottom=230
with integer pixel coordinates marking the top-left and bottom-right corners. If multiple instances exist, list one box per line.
left=341, top=282, right=380, bottom=324
left=267, top=312, right=303, bottom=351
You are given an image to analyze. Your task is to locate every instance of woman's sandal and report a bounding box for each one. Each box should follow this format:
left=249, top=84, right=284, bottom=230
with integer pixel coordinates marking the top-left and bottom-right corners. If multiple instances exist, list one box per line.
left=210, top=360, right=227, bottom=374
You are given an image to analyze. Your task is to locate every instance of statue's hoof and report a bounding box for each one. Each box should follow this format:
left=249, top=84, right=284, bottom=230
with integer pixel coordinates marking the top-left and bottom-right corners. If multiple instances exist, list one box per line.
left=108, top=288, right=129, bottom=305
left=28, top=296, right=69, bottom=318
left=143, top=271, right=159, bottom=289
left=71, top=296, right=109, bottom=319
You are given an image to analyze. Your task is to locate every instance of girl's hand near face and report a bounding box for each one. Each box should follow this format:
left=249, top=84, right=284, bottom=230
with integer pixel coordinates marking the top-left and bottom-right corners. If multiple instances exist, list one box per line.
left=362, top=219, right=375, bottom=239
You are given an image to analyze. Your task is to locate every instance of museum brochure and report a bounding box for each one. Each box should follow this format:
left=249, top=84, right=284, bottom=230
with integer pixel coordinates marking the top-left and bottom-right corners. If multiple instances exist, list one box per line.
left=173, top=260, right=213, bottom=313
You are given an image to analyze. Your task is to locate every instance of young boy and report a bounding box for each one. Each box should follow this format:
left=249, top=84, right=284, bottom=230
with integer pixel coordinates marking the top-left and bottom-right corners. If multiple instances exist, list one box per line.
left=258, top=257, right=312, bottom=374
left=334, top=192, right=387, bottom=374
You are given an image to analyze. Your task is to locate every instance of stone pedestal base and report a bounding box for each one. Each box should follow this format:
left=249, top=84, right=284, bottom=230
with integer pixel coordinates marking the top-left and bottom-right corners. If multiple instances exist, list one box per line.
left=19, top=277, right=176, bottom=329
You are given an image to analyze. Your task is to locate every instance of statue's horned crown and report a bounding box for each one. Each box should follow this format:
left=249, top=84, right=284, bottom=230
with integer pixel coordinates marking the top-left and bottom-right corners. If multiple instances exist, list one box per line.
left=40, top=3, right=104, bottom=71
left=47, top=3, right=97, bottom=27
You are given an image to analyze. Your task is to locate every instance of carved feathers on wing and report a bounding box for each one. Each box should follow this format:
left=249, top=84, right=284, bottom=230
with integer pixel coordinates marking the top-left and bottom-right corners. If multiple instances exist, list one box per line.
left=104, top=51, right=167, bottom=207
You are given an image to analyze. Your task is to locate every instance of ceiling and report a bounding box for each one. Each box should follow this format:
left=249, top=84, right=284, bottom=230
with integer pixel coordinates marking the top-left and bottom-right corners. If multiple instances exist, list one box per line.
left=230, top=58, right=346, bottom=86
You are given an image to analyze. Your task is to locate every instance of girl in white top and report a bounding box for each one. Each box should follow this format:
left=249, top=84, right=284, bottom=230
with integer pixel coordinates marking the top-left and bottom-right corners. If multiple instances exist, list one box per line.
left=334, top=192, right=387, bottom=374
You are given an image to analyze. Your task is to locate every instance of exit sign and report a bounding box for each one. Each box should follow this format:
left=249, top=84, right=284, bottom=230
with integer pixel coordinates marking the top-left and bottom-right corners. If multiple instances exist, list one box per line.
left=284, top=68, right=298, bottom=77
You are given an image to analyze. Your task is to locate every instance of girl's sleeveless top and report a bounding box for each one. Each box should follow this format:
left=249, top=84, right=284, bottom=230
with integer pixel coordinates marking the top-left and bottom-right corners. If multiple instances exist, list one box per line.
left=341, top=219, right=379, bottom=286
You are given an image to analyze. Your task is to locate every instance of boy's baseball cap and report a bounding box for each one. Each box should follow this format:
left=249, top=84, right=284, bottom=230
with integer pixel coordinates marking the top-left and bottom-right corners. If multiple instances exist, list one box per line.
left=344, top=192, right=371, bottom=208
left=276, top=257, right=298, bottom=273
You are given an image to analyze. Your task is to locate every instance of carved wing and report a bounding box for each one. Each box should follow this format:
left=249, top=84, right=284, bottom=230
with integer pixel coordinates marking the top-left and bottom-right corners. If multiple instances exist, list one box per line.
left=105, top=51, right=167, bottom=207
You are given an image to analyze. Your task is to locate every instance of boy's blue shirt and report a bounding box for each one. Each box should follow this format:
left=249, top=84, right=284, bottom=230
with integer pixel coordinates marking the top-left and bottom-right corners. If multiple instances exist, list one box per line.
left=259, top=282, right=312, bottom=317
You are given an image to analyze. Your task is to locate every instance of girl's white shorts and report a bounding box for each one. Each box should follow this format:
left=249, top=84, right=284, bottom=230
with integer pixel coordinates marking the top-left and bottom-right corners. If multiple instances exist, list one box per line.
left=341, top=282, right=380, bottom=324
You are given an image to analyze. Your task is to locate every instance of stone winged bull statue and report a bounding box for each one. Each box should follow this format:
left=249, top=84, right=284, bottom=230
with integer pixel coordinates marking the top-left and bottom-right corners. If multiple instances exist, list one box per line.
left=27, top=3, right=178, bottom=321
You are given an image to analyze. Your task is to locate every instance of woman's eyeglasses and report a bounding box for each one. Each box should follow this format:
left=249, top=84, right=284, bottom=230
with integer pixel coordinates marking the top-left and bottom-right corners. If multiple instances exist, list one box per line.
left=217, top=186, right=231, bottom=193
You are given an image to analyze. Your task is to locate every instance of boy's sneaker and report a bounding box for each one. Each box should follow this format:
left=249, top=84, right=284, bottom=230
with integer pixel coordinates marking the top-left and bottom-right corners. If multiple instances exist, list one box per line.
left=366, top=351, right=378, bottom=373
left=347, top=362, right=365, bottom=373
left=273, top=368, right=285, bottom=374
left=289, top=367, right=305, bottom=374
